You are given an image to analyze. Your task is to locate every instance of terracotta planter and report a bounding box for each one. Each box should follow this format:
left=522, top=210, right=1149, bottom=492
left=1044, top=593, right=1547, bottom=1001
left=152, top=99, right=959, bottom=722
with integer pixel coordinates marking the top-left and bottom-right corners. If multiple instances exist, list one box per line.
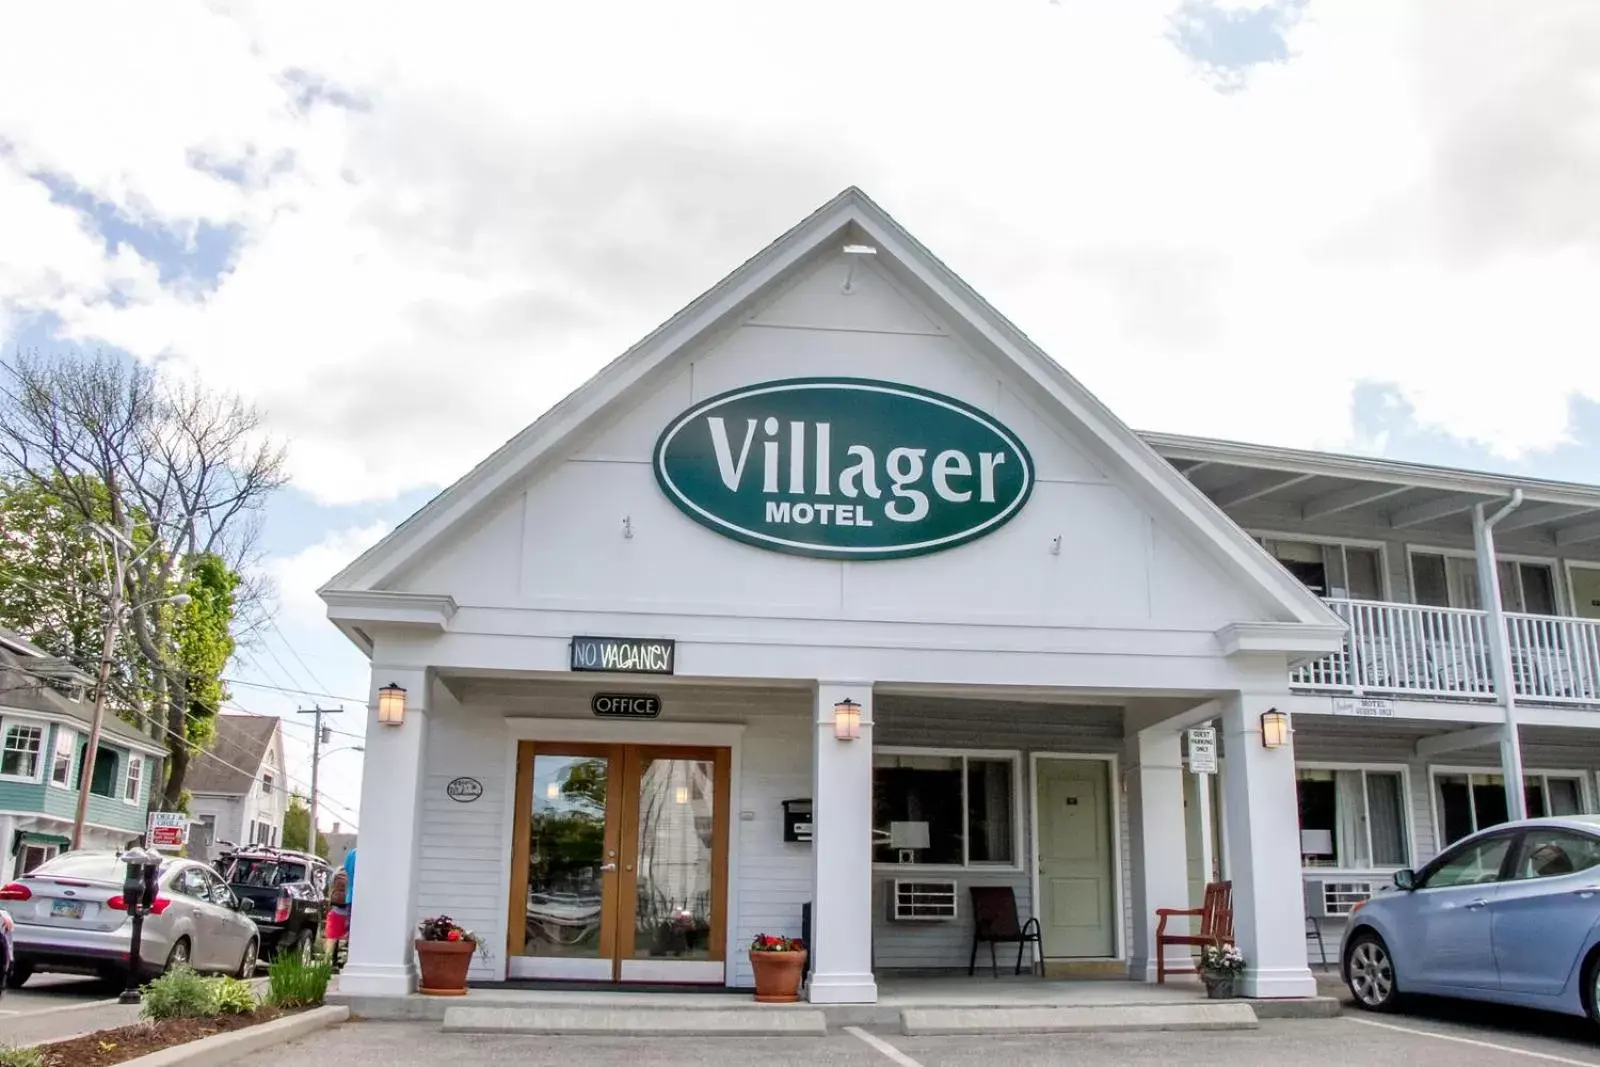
left=749, top=949, right=807, bottom=1003
left=415, top=939, right=476, bottom=995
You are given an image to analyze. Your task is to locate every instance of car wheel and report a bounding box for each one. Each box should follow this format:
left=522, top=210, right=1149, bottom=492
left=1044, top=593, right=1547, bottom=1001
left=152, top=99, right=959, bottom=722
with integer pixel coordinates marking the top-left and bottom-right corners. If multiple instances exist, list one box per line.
left=5, top=963, right=32, bottom=989
left=1345, top=930, right=1399, bottom=1012
left=236, top=938, right=259, bottom=979
left=296, top=929, right=314, bottom=965
left=164, top=937, right=192, bottom=974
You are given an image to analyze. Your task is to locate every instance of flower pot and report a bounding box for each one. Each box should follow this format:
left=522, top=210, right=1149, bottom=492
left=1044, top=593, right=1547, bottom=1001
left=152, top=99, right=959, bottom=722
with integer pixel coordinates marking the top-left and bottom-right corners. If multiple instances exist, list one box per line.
left=415, top=939, right=476, bottom=995
left=749, top=949, right=807, bottom=1003
left=1202, top=974, right=1236, bottom=1000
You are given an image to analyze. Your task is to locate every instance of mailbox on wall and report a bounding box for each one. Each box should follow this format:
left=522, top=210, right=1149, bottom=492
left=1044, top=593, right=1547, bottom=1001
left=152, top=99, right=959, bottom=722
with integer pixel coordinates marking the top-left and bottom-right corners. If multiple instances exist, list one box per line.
left=783, top=799, right=813, bottom=843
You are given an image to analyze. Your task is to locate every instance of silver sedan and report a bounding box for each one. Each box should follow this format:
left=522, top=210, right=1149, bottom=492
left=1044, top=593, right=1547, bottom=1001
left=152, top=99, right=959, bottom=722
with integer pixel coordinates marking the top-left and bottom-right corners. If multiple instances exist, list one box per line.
left=1, top=851, right=260, bottom=987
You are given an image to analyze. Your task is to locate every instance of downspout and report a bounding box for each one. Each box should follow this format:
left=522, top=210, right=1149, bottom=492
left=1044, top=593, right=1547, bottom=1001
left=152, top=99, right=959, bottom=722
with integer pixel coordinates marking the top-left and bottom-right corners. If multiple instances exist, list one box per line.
left=1473, top=489, right=1527, bottom=821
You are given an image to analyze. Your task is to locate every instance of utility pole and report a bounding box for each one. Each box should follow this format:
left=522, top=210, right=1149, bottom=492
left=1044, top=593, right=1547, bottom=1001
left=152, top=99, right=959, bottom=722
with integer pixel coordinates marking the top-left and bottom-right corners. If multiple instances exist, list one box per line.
left=296, top=706, right=341, bottom=856
left=73, top=550, right=125, bottom=851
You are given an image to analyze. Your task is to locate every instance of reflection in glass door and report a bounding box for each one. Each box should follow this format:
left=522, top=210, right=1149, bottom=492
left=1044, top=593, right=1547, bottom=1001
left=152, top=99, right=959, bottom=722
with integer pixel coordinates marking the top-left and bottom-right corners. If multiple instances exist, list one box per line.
left=507, top=742, right=729, bottom=983
left=619, top=751, right=726, bottom=982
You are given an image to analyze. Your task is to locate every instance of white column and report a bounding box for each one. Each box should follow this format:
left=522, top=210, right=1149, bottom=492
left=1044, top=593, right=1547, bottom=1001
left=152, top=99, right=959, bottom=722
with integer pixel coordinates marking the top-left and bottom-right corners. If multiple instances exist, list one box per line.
left=1125, top=726, right=1192, bottom=983
left=1221, top=691, right=1315, bottom=999
left=341, top=667, right=429, bottom=997
left=806, top=682, right=877, bottom=1004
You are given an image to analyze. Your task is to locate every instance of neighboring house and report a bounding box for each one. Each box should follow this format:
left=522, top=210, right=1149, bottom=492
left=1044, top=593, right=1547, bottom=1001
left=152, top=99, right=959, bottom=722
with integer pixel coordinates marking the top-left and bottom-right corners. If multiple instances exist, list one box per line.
left=323, top=822, right=357, bottom=869
left=0, top=629, right=167, bottom=877
left=187, top=714, right=286, bottom=852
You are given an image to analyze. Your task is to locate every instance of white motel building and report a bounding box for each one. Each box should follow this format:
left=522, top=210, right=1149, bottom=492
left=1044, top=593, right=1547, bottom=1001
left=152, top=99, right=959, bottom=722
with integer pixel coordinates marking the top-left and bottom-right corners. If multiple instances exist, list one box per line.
left=323, top=188, right=1600, bottom=1003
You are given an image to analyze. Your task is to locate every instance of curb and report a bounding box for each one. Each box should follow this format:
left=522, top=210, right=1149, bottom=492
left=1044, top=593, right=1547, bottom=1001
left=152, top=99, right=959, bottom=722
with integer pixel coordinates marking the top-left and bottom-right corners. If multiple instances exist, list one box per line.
left=442, top=1005, right=828, bottom=1036
left=118, top=1004, right=350, bottom=1066
left=1250, top=996, right=1342, bottom=1020
left=899, top=1002, right=1259, bottom=1036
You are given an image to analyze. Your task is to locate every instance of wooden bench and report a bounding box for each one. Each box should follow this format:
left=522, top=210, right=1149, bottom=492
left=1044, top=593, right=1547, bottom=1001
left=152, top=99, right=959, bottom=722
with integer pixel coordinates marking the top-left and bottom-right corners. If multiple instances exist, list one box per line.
left=1155, top=880, right=1233, bottom=983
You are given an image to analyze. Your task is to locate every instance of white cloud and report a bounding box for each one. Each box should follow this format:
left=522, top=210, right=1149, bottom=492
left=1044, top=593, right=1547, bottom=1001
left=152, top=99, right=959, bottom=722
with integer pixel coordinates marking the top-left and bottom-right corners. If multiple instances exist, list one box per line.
left=2, top=0, right=1599, bottom=508
left=265, top=521, right=390, bottom=631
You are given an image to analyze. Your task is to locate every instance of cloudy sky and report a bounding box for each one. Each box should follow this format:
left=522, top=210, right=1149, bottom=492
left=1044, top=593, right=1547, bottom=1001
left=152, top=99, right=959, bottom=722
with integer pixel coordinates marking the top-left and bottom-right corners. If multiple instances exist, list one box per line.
left=3, top=0, right=1599, bottom=833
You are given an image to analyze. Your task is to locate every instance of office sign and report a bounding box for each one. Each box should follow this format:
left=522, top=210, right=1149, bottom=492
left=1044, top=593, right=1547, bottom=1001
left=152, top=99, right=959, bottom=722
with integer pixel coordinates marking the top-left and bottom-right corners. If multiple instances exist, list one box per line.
left=446, top=777, right=484, bottom=803
left=1186, top=728, right=1218, bottom=775
left=591, top=693, right=662, bottom=719
left=653, top=378, right=1034, bottom=560
left=570, top=635, right=676, bottom=674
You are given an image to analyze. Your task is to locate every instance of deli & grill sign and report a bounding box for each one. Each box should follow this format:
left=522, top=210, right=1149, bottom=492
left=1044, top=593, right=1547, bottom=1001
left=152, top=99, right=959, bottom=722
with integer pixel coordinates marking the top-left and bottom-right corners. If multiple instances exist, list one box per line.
left=653, top=378, right=1034, bottom=560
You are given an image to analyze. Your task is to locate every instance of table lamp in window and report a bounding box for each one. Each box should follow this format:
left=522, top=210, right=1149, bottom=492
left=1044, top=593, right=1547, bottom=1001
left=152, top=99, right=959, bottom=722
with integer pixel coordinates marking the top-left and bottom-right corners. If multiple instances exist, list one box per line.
left=890, top=821, right=931, bottom=865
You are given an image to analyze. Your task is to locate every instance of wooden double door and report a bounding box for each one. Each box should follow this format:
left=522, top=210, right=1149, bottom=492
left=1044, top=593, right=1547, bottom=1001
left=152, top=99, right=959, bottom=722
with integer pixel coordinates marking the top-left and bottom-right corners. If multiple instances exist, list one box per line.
left=506, top=742, right=731, bottom=982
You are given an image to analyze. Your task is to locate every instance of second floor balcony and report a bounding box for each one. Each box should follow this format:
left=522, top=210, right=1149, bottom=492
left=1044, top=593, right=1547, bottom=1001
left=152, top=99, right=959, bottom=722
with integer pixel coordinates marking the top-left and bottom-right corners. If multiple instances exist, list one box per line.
left=1292, top=597, right=1600, bottom=706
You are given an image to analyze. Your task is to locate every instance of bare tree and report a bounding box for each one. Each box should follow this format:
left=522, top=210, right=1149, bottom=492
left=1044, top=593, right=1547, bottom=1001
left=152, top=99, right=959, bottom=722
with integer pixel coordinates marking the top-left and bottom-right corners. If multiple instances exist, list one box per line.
left=0, top=351, right=287, bottom=808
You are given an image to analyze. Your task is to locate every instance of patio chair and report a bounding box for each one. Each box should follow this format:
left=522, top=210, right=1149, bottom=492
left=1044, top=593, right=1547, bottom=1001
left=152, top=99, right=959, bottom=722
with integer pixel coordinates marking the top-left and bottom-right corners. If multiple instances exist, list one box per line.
left=1155, top=880, right=1233, bottom=983
left=1303, top=881, right=1328, bottom=970
left=967, top=886, right=1042, bottom=978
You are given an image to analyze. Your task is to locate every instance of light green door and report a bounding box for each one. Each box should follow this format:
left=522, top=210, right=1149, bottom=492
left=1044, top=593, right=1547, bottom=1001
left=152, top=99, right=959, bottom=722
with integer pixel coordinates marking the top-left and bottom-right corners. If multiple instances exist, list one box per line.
left=1035, top=759, right=1115, bottom=957
left=1571, top=566, right=1600, bottom=620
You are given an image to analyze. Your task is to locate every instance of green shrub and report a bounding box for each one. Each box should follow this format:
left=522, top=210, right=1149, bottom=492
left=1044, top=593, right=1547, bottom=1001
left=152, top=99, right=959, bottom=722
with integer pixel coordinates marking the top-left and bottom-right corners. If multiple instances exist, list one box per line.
left=213, top=976, right=259, bottom=1014
left=266, top=953, right=333, bottom=1008
left=0, top=1045, right=45, bottom=1067
left=141, top=965, right=218, bottom=1021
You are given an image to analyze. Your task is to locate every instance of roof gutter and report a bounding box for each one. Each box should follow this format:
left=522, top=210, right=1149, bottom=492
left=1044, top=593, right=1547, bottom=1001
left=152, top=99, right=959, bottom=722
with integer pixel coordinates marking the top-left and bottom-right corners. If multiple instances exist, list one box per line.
left=1473, top=489, right=1528, bottom=822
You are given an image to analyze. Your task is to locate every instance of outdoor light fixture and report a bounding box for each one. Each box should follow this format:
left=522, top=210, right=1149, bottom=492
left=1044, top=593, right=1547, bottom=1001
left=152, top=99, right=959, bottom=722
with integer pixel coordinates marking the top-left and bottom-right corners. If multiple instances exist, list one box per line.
left=1261, top=708, right=1290, bottom=749
left=377, top=682, right=407, bottom=726
left=832, top=697, right=862, bottom=741
left=841, top=243, right=878, bottom=293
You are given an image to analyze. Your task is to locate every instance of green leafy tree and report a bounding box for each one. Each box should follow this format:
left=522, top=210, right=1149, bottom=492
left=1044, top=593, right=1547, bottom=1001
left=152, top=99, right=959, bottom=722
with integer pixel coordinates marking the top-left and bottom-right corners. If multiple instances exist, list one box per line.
left=282, top=794, right=329, bottom=857
left=0, top=352, right=287, bottom=809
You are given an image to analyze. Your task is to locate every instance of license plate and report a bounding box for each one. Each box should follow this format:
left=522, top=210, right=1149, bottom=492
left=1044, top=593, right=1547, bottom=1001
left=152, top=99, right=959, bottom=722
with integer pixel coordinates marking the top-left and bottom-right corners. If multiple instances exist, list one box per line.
left=50, top=899, right=85, bottom=920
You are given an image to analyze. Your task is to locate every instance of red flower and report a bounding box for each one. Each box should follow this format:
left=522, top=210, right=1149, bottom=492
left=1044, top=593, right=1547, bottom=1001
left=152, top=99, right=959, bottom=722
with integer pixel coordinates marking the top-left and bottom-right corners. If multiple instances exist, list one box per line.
left=446, top=930, right=461, bottom=941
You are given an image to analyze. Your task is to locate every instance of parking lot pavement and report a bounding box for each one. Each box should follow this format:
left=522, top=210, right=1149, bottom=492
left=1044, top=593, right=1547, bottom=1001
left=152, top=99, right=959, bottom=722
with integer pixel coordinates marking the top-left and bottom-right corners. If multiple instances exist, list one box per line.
left=238, top=1015, right=1600, bottom=1067
left=0, top=973, right=119, bottom=1016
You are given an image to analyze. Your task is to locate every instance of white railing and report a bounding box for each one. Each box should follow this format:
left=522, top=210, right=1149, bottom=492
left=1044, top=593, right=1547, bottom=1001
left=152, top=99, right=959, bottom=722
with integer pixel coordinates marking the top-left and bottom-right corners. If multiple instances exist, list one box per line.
left=1291, top=598, right=1600, bottom=706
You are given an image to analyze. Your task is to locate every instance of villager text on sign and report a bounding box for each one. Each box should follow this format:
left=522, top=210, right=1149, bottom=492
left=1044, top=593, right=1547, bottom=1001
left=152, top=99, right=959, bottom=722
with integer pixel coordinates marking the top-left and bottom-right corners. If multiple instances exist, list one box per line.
left=570, top=635, right=676, bottom=674
left=653, top=378, right=1034, bottom=560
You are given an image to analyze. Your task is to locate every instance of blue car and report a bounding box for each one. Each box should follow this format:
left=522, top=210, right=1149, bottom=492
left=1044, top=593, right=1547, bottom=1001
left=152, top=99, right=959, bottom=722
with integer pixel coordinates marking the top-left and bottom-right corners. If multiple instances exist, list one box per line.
left=1344, top=815, right=1600, bottom=1023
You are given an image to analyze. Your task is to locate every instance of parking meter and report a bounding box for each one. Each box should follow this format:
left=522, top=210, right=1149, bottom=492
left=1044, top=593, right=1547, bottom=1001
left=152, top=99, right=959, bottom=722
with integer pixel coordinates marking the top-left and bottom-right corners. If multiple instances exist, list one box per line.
left=118, top=847, right=162, bottom=1004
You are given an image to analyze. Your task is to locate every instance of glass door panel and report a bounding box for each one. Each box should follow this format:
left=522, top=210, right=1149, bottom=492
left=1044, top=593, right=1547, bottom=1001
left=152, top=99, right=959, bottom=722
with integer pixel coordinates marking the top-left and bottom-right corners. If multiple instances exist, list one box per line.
left=508, top=745, right=619, bottom=980
left=631, top=757, right=715, bottom=961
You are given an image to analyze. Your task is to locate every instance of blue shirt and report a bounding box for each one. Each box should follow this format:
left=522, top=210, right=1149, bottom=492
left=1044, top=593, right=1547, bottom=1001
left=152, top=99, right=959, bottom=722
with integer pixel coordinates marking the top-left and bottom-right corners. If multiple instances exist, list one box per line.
left=343, top=848, right=356, bottom=902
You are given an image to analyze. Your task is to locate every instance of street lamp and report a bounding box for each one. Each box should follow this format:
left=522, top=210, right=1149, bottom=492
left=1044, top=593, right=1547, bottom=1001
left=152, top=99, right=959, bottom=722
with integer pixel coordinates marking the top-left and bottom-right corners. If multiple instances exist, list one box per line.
left=73, top=517, right=192, bottom=850
left=117, top=846, right=163, bottom=1004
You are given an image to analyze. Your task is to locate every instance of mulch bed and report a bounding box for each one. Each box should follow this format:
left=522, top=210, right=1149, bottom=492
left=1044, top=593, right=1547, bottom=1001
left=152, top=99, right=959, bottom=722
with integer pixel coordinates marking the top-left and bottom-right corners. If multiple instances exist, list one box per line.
left=31, top=1006, right=303, bottom=1067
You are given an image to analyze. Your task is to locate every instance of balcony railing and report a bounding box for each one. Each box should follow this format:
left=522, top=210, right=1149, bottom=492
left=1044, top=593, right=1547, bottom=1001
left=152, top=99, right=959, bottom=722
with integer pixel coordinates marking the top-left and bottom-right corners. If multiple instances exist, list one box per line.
left=1291, top=598, right=1600, bottom=706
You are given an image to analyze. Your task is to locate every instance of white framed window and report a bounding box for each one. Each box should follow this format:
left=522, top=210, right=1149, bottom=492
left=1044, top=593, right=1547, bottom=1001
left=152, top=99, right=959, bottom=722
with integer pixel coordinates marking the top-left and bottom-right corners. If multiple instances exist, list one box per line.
left=1432, top=767, right=1589, bottom=846
left=50, top=728, right=76, bottom=788
left=1296, top=764, right=1412, bottom=870
left=261, top=772, right=274, bottom=795
left=1409, top=546, right=1561, bottom=615
left=0, top=721, right=45, bottom=782
left=17, top=843, right=58, bottom=876
left=872, top=747, right=1022, bottom=868
left=1254, top=533, right=1387, bottom=601
left=122, top=755, right=144, bottom=804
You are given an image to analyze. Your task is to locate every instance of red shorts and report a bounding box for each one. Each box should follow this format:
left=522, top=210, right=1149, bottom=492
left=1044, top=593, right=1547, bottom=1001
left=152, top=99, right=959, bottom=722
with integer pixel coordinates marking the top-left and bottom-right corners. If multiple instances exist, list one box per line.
left=325, top=910, right=350, bottom=941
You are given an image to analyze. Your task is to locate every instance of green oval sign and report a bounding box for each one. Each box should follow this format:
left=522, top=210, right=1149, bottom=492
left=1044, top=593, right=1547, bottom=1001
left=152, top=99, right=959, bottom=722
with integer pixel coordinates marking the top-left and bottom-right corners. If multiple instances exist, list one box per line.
left=653, top=378, right=1034, bottom=560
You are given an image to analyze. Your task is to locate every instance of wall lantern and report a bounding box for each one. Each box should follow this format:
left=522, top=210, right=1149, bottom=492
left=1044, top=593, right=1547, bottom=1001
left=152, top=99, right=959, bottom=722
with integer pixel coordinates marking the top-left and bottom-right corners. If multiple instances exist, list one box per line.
left=377, top=682, right=407, bottom=727
left=1260, top=708, right=1290, bottom=750
left=832, top=697, right=862, bottom=741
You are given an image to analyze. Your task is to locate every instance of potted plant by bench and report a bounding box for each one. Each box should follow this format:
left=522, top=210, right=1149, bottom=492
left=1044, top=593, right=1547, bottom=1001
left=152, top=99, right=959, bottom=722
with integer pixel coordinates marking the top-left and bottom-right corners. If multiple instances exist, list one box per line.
left=749, top=933, right=807, bottom=1003
left=416, top=914, right=482, bottom=995
left=1200, top=942, right=1245, bottom=999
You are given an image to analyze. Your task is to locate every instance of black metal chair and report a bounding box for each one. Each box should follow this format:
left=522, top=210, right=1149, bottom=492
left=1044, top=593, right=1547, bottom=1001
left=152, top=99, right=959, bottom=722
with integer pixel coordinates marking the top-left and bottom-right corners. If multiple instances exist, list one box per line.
left=1304, top=881, right=1329, bottom=970
left=967, top=886, right=1042, bottom=978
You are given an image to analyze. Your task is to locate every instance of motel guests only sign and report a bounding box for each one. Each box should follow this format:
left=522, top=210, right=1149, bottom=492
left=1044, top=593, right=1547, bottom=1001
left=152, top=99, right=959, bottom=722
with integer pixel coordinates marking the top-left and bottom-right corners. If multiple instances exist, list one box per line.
left=653, top=378, right=1034, bottom=560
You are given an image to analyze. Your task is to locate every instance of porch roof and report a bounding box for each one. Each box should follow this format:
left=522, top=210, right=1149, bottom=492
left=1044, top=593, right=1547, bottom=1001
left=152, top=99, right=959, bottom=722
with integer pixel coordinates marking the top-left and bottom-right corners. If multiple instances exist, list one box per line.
left=1141, top=431, right=1600, bottom=548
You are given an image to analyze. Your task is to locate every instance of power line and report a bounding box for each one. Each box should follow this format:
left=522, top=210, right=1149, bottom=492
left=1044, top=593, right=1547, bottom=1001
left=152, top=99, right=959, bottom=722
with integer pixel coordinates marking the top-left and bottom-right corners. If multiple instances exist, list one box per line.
left=221, top=676, right=370, bottom=706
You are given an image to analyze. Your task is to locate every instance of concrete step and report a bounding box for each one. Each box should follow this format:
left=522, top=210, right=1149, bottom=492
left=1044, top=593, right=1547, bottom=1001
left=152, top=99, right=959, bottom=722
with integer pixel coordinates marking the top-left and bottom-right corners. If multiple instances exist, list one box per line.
left=441, top=1005, right=829, bottom=1036
left=899, top=1001, right=1259, bottom=1035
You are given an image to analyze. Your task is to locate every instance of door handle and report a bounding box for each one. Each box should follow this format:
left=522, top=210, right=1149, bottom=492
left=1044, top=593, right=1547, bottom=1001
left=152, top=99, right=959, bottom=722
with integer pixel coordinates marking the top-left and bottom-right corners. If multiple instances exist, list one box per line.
left=600, top=863, right=617, bottom=872
left=1466, top=898, right=1489, bottom=909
